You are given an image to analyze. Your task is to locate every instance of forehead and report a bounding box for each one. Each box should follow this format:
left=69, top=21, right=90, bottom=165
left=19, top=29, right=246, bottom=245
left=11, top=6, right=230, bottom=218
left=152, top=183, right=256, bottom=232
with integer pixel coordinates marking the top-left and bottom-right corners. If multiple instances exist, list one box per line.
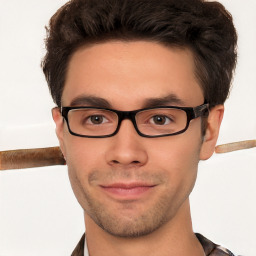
left=62, top=41, right=204, bottom=109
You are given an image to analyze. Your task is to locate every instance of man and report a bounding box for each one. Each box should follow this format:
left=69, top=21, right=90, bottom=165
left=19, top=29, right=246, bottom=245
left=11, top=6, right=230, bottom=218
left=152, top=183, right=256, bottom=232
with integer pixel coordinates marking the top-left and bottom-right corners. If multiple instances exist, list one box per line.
left=42, top=0, right=237, bottom=255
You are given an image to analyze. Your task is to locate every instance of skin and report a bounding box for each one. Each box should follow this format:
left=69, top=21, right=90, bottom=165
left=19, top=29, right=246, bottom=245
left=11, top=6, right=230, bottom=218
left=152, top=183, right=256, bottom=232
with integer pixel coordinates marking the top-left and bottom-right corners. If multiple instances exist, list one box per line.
left=52, top=41, right=224, bottom=256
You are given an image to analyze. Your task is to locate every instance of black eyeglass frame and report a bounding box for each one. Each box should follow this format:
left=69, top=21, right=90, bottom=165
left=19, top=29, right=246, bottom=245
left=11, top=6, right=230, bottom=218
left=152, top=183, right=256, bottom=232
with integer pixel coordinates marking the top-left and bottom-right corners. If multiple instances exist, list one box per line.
left=60, top=103, right=209, bottom=138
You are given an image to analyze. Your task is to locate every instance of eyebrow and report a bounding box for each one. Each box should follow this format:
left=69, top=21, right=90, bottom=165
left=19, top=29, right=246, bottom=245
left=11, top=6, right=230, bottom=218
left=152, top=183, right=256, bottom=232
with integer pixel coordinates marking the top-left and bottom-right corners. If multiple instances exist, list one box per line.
left=142, top=94, right=185, bottom=108
left=69, top=95, right=112, bottom=108
left=69, top=93, right=185, bottom=109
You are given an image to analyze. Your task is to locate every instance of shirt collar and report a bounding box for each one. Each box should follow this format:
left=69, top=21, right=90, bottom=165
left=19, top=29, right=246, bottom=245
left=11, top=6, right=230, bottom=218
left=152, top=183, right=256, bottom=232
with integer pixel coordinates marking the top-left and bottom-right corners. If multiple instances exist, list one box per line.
left=82, top=233, right=235, bottom=256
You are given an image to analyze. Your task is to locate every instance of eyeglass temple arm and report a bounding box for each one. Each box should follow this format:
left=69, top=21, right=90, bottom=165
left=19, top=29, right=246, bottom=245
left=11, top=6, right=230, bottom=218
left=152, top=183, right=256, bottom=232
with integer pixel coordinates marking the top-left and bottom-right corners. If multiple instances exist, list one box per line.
left=0, top=140, right=255, bottom=171
left=193, top=103, right=209, bottom=118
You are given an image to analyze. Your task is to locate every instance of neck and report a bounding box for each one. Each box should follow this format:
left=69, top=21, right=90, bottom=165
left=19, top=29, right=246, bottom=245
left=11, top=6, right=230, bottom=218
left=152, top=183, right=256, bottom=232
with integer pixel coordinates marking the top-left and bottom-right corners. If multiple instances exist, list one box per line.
left=84, top=199, right=205, bottom=256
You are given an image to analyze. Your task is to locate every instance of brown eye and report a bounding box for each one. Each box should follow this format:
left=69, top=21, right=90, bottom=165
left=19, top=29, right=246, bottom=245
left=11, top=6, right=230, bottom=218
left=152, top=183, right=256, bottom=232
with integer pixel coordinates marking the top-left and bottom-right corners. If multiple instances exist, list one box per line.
left=89, top=115, right=105, bottom=124
left=152, top=115, right=170, bottom=125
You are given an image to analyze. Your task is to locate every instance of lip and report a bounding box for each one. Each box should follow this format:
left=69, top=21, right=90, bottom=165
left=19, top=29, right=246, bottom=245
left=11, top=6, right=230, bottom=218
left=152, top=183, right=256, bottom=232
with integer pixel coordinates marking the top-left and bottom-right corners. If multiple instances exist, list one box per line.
left=99, top=182, right=156, bottom=200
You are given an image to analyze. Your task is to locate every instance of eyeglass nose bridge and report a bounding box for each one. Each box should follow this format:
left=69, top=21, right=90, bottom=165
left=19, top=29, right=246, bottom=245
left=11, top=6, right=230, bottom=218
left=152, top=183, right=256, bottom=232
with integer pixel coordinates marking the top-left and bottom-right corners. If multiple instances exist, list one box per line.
left=114, top=110, right=141, bottom=136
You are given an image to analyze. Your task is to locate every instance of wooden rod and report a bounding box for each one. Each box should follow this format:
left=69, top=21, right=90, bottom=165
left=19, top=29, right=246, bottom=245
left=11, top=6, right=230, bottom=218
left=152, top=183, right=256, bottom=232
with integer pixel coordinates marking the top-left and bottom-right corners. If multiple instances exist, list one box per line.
left=0, top=140, right=255, bottom=170
left=0, top=147, right=65, bottom=171
left=215, top=140, right=256, bottom=153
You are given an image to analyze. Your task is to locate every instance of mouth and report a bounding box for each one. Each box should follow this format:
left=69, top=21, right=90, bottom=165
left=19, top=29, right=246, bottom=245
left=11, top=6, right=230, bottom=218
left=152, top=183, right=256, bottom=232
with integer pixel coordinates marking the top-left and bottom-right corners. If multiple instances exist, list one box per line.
left=99, top=182, right=156, bottom=200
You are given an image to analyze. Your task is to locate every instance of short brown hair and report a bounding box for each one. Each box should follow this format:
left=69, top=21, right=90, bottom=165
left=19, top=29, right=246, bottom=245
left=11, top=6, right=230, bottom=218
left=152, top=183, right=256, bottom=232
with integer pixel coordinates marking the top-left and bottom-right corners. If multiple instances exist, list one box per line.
left=42, top=0, right=237, bottom=108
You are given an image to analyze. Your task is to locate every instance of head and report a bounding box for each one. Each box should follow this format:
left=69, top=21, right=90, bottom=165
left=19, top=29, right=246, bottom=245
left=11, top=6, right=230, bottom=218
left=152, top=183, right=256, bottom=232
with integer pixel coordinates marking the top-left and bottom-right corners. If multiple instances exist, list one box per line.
left=42, top=0, right=237, bottom=238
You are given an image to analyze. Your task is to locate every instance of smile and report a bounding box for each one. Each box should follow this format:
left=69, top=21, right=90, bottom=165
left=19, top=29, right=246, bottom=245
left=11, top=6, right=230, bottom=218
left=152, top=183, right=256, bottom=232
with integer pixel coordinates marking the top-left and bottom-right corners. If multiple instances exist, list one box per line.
left=99, top=183, right=156, bottom=200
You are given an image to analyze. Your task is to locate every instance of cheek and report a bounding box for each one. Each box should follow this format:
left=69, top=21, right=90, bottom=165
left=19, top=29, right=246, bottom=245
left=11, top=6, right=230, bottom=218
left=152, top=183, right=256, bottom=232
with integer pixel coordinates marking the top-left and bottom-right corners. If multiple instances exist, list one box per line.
left=64, top=127, right=105, bottom=167
left=64, top=135, right=105, bottom=207
left=148, top=127, right=202, bottom=187
left=63, top=132, right=109, bottom=191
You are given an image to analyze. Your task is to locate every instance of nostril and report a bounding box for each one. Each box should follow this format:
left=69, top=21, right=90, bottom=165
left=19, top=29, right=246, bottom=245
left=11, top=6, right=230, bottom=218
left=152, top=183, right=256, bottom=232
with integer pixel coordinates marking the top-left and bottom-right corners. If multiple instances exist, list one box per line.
left=110, top=160, right=141, bottom=165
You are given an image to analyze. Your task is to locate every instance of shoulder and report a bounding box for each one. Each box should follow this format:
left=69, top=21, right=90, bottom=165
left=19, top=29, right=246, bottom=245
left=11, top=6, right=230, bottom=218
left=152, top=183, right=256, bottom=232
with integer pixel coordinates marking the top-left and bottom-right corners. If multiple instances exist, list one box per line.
left=71, top=233, right=85, bottom=256
left=195, top=233, right=237, bottom=256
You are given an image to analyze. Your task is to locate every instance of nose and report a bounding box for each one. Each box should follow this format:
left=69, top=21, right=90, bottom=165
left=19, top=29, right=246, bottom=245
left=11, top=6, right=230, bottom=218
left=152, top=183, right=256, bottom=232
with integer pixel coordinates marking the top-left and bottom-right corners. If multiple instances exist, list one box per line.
left=105, top=119, right=148, bottom=167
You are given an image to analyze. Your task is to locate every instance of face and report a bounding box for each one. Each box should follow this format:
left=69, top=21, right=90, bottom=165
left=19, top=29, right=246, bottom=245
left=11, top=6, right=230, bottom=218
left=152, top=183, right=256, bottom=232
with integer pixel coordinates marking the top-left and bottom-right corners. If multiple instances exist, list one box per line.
left=53, top=41, right=219, bottom=238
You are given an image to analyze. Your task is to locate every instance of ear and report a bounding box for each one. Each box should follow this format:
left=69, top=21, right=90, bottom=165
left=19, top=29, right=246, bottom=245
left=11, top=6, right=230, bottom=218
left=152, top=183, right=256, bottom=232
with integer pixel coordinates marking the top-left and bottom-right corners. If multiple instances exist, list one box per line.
left=52, top=107, right=67, bottom=159
left=200, top=105, right=224, bottom=160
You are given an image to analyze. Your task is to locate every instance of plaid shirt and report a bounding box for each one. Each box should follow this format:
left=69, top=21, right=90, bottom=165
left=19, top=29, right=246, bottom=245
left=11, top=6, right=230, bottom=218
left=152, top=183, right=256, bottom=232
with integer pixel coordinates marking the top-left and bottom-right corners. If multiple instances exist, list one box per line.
left=196, top=233, right=236, bottom=256
left=71, top=233, right=236, bottom=256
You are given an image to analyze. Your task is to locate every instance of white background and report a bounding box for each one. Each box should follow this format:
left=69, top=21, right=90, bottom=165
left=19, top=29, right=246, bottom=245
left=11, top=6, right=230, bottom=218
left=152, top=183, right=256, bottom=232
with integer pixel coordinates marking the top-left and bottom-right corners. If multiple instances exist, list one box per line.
left=0, top=0, right=255, bottom=255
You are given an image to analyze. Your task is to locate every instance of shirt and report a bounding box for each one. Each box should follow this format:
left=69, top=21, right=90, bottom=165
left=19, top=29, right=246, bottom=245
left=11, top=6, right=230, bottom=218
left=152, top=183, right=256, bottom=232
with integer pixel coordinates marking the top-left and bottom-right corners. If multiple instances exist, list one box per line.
left=70, top=233, right=237, bottom=256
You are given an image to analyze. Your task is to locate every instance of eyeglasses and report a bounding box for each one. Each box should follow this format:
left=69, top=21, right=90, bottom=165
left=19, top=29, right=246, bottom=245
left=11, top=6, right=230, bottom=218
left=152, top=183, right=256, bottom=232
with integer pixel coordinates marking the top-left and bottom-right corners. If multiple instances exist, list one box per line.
left=60, top=103, right=209, bottom=138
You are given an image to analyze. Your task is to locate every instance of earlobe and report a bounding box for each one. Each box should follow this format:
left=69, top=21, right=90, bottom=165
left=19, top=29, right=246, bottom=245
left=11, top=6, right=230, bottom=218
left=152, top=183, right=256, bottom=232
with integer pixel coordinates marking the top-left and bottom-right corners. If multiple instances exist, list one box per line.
left=199, top=105, right=224, bottom=160
left=52, top=107, right=66, bottom=158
